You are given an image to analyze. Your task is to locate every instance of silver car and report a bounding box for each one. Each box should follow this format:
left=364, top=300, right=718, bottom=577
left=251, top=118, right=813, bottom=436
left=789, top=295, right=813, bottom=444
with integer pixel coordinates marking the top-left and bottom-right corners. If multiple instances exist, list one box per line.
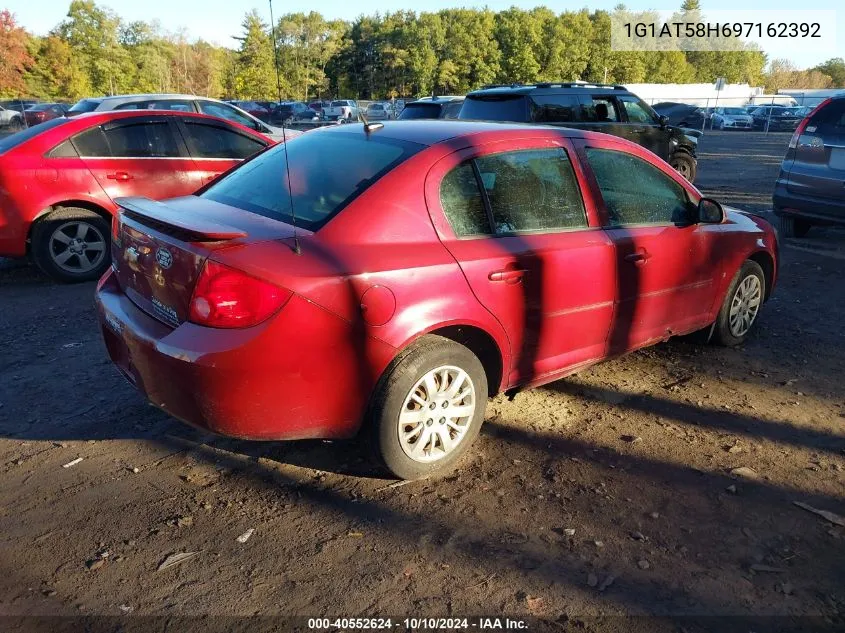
left=66, top=94, right=295, bottom=142
left=365, top=102, right=393, bottom=120
left=711, top=107, right=753, bottom=130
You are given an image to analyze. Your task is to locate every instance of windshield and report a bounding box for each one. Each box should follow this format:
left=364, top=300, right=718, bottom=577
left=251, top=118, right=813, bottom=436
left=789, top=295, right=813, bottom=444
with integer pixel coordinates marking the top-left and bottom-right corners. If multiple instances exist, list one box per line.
left=200, top=130, right=424, bottom=230
left=68, top=99, right=102, bottom=115
left=398, top=103, right=442, bottom=119
left=0, top=118, right=69, bottom=154
left=460, top=95, right=528, bottom=121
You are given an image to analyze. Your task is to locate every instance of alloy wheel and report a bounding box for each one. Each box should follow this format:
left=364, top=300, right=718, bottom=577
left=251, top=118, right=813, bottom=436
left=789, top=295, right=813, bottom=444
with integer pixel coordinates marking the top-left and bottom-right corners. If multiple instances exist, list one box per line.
left=398, top=365, right=476, bottom=463
left=49, top=220, right=107, bottom=275
left=729, top=274, right=762, bottom=337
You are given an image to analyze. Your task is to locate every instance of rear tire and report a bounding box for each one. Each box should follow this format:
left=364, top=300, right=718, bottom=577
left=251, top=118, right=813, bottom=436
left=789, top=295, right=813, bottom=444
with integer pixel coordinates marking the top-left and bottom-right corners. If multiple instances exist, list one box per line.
left=711, top=260, right=766, bottom=347
left=368, top=335, right=488, bottom=480
left=670, top=152, right=696, bottom=182
left=8, top=116, right=23, bottom=132
left=776, top=214, right=810, bottom=238
left=31, top=207, right=111, bottom=283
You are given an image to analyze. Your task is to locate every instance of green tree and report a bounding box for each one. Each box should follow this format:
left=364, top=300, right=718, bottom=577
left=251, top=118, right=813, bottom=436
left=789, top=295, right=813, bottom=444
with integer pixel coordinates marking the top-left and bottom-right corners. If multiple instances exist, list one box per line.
left=813, top=58, right=845, bottom=87
left=26, top=35, right=90, bottom=99
left=233, top=10, right=277, bottom=100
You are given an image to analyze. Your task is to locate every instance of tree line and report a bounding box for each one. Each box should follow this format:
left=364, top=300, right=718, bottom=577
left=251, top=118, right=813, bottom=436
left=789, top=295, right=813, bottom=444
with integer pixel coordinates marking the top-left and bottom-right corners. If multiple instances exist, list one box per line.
left=1, top=0, right=843, bottom=103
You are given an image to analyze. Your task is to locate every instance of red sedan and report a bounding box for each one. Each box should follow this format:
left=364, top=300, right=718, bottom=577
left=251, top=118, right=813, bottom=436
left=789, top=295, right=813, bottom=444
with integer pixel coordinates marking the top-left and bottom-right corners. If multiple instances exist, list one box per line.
left=95, top=121, right=778, bottom=479
left=24, top=103, right=70, bottom=126
left=0, top=110, right=272, bottom=282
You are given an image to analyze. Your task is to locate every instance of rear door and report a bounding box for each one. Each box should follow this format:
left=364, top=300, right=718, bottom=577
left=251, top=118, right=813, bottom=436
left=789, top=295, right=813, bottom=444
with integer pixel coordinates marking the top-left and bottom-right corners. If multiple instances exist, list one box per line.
left=74, top=116, right=197, bottom=202
left=175, top=117, right=269, bottom=188
left=576, top=138, right=721, bottom=352
left=786, top=98, right=845, bottom=204
left=425, top=136, right=617, bottom=388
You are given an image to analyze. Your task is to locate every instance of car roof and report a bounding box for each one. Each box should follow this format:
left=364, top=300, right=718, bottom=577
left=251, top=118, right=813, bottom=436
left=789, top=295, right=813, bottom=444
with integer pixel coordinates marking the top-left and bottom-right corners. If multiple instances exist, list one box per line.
left=468, top=83, right=629, bottom=97
left=95, top=93, right=212, bottom=103
left=408, top=96, right=464, bottom=104
left=308, top=119, right=594, bottom=146
left=69, top=109, right=270, bottom=138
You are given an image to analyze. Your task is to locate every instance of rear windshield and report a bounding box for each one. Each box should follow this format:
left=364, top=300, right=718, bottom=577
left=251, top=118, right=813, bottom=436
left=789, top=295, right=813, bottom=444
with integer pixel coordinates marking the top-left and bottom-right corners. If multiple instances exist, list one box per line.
left=68, top=99, right=102, bottom=115
left=0, top=118, right=69, bottom=155
left=331, top=101, right=349, bottom=107
left=398, top=103, right=442, bottom=119
left=460, top=95, right=529, bottom=122
left=28, top=103, right=54, bottom=111
left=200, top=130, right=424, bottom=230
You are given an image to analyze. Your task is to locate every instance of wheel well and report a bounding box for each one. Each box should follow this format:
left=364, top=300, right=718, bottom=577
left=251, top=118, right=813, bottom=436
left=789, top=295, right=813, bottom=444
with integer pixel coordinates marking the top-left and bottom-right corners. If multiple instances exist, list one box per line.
left=429, top=325, right=503, bottom=396
left=27, top=201, right=112, bottom=252
left=748, top=251, right=775, bottom=300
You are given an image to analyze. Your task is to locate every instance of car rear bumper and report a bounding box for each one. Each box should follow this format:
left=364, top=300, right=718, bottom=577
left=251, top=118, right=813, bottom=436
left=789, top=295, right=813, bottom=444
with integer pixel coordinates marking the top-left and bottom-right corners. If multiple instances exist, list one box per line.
left=95, top=268, right=396, bottom=441
left=773, top=180, right=845, bottom=225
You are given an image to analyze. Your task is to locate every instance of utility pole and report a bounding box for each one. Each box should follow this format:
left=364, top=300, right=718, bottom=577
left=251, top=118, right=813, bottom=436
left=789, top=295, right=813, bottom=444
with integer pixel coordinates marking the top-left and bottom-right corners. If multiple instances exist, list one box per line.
left=269, top=0, right=283, bottom=104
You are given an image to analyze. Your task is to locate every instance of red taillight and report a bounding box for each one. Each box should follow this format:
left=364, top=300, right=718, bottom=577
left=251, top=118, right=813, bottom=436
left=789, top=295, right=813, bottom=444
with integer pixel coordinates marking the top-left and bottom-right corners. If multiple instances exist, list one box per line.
left=111, top=210, right=122, bottom=246
left=188, top=261, right=291, bottom=329
left=789, top=98, right=832, bottom=149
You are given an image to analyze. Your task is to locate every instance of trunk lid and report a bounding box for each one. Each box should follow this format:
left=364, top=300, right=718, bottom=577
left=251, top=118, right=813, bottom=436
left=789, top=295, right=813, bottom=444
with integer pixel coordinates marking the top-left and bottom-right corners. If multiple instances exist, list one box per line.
left=113, top=196, right=294, bottom=327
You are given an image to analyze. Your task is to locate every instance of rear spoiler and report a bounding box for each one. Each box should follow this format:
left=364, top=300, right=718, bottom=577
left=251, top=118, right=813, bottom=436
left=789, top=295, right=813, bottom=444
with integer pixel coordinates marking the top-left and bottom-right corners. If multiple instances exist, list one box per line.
left=115, top=197, right=247, bottom=240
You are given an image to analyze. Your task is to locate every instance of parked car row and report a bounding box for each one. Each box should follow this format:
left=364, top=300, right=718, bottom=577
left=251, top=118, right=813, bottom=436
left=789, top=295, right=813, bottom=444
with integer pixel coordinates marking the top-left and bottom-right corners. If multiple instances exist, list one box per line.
left=0, top=100, right=69, bottom=131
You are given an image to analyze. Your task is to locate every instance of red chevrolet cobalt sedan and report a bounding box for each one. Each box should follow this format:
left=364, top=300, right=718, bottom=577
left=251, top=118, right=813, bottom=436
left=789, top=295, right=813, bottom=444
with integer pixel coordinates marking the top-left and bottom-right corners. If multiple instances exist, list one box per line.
left=96, top=121, right=778, bottom=479
left=0, top=110, right=272, bottom=282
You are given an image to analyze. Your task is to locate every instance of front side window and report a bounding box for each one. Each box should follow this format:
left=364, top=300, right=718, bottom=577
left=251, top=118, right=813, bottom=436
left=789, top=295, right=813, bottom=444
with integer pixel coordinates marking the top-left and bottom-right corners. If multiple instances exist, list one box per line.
left=531, top=95, right=580, bottom=123
left=183, top=122, right=265, bottom=159
left=581, top=96, right=620, bottom=123
left=98, top=122, right=181, bottom=158
left=438, top=148, right=587, bottom=237
left=585, top=148, right=692, bottom=226
left=619, top=96, right=657, bottom=124
left=201, top=132, right=424, bottom=230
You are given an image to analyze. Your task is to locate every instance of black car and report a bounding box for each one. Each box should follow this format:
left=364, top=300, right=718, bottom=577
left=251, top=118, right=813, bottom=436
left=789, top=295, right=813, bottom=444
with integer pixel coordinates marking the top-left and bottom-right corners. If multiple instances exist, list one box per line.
left=773, top=96, right=845, bottom=237
left=398, top=96, right=465, bottom=120
left=458, top=83, right=698, bottom=181
left=268, top=101, right=308, bottom=126
left=749, top=106, right=801, bottom=131
left=651, top=102, right=709, bottom=129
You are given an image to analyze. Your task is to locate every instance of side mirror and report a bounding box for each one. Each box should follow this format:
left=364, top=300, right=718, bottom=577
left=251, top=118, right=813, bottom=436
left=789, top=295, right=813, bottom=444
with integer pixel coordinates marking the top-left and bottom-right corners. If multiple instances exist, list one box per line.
left=698, top=197, right=725, bottom=224
left=658, top=115, right=669, bottom=127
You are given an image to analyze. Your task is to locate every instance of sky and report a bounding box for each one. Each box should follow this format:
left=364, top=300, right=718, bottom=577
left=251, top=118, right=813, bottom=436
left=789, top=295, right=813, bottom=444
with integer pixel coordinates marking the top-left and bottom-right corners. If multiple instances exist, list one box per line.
left=4, top=0, right=843, bottom=69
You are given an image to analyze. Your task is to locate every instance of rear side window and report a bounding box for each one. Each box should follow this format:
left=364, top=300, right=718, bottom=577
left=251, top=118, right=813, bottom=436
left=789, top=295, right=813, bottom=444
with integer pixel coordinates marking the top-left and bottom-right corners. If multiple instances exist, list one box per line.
left=103, top=122, right=181, bottom=158
left=439, top=148, right=587, bottom=237
left=531, top=95, right=580, bottom=123
left=440, top=162, right=489, bottom=237
left=460, top=95, right=529, bottom=122
left=580, top=96, right=620, bottom=123
left=182, top=121, right=265, bottom=159
left=476, top=149, right=587, bottom=233
left=72, top=127, right=110, bottom=156
left=48, top=139, right=79, bottom=158
left=200, top=131, right=424, bottom=230
left=442, top=102, right=463, bottom=119
left=114, top=100, right=194, bottom=112
left=585, top=148, right=691, bottom=226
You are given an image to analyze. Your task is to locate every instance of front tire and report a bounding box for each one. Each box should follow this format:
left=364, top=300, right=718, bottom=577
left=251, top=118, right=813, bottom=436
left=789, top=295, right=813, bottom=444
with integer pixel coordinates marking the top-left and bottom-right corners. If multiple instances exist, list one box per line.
left=670, top=152, right=697, bottom=182
left=369, top=335, right=488, bottom=480
left=712, top=260, right=766, bottom=347
left=8, top=117, right=23, bottom=132
left=31, top=207, right=111, bottom=283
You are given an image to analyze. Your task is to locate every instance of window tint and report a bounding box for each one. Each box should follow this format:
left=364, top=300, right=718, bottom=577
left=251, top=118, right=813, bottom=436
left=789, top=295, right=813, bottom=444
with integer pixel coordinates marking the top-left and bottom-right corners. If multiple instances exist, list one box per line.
left=71, top=127, right=110, bottom=156
left=183, top=122, right=265, bottom=159
left=198, top=101, right=256, bottom=129
left=619, top=96, right=656, bottom=124
left=459, top=95, right=529, bottom=121
left=476, top=148, right=587, bottom=234
left=581, top=96, right=620, bottom=123
left=440, top=162, right=490, bottom=237
left=531, top=95, right=579, bottom=123
left=585, top=148, right=692, bottom=226
left=811, top=99, right=845, bottom=133
left=48, top=139, right=79, bottom=158
left=201, top=132, right=423, bottom=230
left=103, top=122, right=181, bottom=158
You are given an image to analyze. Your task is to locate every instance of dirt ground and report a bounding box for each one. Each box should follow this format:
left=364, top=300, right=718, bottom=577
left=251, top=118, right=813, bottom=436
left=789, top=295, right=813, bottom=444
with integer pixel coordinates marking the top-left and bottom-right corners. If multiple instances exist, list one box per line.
left=1, top=131, right=844, bottom=631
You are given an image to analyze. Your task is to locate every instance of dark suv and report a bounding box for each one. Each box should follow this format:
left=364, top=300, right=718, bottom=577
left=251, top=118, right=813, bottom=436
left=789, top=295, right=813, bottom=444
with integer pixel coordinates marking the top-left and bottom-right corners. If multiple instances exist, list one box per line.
left=398, top=96, right=465, bottom=120
left=458, top=83, right=698, bottom=182
left=773, top=96, right=845, bottom=237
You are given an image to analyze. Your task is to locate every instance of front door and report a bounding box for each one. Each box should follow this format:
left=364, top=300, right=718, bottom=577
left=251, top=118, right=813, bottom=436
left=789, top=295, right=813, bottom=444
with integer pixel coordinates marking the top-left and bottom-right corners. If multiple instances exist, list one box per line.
left=576, top=139, right=720, bottom=353
left=74, top=117, right=196, bottom=202
left=425, top=137, right=617, bottom=388
left=617, top=94, right=671, bottom=161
